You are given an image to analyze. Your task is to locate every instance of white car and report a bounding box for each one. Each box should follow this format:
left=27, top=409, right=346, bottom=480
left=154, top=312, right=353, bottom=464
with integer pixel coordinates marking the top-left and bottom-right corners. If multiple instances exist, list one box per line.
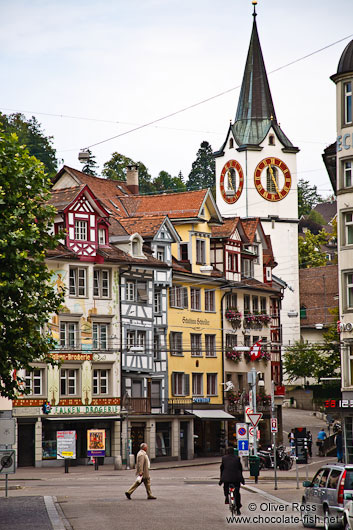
left=343, top=495, right=353, bottom=530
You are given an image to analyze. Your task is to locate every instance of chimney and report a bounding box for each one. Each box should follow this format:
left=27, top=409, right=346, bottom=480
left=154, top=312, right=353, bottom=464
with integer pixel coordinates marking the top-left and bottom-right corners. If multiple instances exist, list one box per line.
left=126, top=164, right=139, bottom=195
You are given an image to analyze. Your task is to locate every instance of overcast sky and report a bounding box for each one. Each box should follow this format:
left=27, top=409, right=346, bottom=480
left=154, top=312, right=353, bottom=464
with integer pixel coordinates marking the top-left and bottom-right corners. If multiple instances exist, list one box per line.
left=1, top=0, right=352, bottom=196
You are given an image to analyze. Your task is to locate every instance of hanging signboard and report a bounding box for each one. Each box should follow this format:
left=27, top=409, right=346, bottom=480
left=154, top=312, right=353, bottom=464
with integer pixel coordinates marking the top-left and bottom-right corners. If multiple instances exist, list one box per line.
left=87, top=429, right=105, bottom=458
left=57, top=431, right=76, bottom=460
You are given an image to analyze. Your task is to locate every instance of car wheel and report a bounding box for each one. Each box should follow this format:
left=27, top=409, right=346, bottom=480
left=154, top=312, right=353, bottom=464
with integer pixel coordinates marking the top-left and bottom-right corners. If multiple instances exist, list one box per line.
left=301, top=500, right=316, bottom=528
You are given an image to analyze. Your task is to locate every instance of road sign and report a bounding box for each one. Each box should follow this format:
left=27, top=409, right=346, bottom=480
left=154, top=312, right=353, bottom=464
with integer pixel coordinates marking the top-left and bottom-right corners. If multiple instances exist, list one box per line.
left=0, top=419, right=15, bottom=446
left=236, top=423, right=248, bottom=440
left=0, top=450, right=15, bottom=474
left=271, top=418, right=278, bottom=433
left=245, top=406, right=253, bottom=423
left=248, top=412, right=263, bottom=427
left=238, top=439, right=249, bottom=456
left=249, top=426, right=261, bottom=443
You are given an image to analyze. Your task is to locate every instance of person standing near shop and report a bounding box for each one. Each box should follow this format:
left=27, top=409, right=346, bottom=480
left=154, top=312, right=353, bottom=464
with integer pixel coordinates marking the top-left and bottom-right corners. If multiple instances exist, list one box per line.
left=336, top=430, right=343, bottom=463
left=125, top=443, right=157, bottom=500
left=317, top=428, right=327, bottom=456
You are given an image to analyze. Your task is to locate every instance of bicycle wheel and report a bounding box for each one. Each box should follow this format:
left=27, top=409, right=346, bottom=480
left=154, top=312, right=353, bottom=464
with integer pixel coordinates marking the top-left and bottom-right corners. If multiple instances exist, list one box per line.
left=229, top=490, right=236, bottom=516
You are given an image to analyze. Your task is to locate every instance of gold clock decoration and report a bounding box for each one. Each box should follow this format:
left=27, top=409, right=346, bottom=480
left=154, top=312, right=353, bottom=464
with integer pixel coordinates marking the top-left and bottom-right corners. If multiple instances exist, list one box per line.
left=254, top=157, right=291, bottom=202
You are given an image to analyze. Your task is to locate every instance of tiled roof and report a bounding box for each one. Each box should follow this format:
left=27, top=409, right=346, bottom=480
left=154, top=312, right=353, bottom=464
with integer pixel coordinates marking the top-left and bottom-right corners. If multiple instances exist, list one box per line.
left=241, top=277, right=281, bottom=294
left=313, top=201, right=337, bottom=224
left=263, top=235, right=276, bottom=267
left=119, top=216, right=166, bottom=238
left=211, top=217, right=240, bottom=238
left=48, top=186, right=85, bottom=210
left=118, top=189, right=208, bottom=219
left=299, top=264, right=338, bottom=328
left=241, top=218, right=259, bottom=243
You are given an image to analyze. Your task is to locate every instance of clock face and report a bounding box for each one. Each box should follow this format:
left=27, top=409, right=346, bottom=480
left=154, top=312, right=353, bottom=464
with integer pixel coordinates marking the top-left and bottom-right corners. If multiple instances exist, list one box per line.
left=220, top=160, right=244, bottom=204
left=254, top=157, right=291, bottom=202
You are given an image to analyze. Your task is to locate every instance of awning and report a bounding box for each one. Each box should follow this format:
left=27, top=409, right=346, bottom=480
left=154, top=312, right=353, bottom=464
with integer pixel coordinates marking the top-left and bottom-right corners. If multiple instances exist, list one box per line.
left=185, top=409, right=235, bottom=420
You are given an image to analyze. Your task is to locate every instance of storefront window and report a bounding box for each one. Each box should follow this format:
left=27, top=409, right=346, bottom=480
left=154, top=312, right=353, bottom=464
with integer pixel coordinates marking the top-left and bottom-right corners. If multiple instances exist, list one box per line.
left=156, top=422, right=171, bottom=457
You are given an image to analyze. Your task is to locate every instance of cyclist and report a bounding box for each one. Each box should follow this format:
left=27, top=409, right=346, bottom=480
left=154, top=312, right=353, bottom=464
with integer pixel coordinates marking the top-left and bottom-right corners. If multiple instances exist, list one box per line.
left=219, top=447, right=245, bottom=515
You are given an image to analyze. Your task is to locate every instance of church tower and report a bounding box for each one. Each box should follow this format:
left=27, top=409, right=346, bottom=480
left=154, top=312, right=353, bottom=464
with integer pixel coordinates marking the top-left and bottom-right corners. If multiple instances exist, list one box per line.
left=214, top=2, right=300, bottom=352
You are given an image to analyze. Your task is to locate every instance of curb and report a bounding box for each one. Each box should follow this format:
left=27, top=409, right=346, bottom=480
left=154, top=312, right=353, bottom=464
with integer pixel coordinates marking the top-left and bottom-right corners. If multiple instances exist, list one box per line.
left=44, top=496, right=72, bottom=530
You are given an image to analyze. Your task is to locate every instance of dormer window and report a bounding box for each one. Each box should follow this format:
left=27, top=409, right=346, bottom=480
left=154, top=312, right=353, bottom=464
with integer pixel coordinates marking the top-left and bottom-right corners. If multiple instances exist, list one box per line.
left=55, top=222, right=64, bottom=235
left=132, top=238, right=139, bottom=256
left=345, top=82, right=352, bottom=125
left=75, top=220, right=87, bottom=241
left=229, top=138, right=234, bottom=149
left=98, top=227, right=106, bottom=245
left=269, top=134, right=275, bottom=146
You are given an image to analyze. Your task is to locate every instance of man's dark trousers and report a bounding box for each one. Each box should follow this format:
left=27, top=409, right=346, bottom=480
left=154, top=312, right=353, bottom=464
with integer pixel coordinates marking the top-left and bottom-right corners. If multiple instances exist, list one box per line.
left=223, top=483, right=241, bottom=509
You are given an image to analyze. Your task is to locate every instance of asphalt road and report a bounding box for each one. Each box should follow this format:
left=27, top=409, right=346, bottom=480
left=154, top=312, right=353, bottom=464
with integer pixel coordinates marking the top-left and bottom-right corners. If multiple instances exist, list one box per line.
left=282, top=406, right=330, bottom=447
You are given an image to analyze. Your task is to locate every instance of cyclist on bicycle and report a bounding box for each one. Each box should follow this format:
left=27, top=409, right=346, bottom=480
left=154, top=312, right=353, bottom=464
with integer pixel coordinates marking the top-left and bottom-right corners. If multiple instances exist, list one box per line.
left=219, top=447, right=245, bottom=514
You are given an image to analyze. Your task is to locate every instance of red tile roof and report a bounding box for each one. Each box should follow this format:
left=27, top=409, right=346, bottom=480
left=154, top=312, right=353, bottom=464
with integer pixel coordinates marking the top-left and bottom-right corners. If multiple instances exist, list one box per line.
left=118, top=216, right=167, bottom=238
left=241, top=218, right=259, bottom=243
left=211, top=217, right=240, bottom=238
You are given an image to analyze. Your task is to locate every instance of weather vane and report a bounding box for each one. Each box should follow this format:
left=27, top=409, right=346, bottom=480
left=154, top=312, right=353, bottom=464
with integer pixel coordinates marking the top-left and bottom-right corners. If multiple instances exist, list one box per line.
left=252, top=0, right=257, bottom=17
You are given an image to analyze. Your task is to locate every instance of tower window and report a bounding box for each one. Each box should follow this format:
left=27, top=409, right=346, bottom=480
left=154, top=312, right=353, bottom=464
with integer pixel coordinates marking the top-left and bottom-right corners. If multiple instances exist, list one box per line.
left=345, top=82, right=352, bottom=125
left=269, top=134, right=275, bottom=146
left=229, top=138, right=234, bottom=149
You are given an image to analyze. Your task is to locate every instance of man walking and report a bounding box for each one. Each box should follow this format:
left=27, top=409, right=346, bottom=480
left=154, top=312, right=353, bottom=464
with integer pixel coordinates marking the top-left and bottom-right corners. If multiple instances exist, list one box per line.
left=219, top=447, right=245, bottom=514
left=317, top=428, right=327, bottom=456
left=125, top=443, right=157, bottom=500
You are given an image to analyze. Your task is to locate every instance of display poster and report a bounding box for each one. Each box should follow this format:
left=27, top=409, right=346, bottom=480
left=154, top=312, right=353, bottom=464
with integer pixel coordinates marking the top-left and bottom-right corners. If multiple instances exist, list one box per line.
left=57, top=431, right=76, bottom=459
left=87, top=429, right=106, bottom=457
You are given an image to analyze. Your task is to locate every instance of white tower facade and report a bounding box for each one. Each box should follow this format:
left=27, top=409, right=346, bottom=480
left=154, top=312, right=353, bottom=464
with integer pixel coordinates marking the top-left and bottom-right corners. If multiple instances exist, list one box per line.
left=214, top=9, right=300, bottom=355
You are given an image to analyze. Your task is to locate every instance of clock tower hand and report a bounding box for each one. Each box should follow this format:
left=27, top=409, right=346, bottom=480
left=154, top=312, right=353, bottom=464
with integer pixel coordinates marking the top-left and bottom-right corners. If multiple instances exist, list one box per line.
left=268, top=165, right=280, bottom=195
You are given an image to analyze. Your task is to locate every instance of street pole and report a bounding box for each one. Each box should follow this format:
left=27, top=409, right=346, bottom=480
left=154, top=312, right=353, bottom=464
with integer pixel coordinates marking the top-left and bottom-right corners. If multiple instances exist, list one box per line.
left=271, top=381, right=278, bottom=490
left=250, top=368, right=257, bottom=456
left=126, top=409, right=130, bottom=470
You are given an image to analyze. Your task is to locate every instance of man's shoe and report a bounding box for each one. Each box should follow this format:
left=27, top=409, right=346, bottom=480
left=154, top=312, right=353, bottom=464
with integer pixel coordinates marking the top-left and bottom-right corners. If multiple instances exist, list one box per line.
left=147, top=495, right=157, bottom=500
left=125, top=492, right=131, bottom=500
left=225, top=498, right=229, bottom=504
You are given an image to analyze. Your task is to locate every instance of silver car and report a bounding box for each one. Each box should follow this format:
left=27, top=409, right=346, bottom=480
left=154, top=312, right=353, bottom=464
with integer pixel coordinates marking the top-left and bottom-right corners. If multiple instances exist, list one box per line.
left=301, top=464, right=353, bottom=529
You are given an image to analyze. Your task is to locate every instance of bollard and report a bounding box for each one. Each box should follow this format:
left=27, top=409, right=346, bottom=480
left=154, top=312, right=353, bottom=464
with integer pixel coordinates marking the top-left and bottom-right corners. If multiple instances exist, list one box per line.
left=114, top=456, right=123, bottom=470
left=128, top=454, right=135, bottom=469
left=64, top=459, right=69, bottom=474
left=94, top=458, right=99, bottom=471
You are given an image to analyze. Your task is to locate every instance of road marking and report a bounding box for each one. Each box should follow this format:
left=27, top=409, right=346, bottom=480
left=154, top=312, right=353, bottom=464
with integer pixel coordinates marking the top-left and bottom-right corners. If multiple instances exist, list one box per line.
left=242, top=484, right=292, bottom=506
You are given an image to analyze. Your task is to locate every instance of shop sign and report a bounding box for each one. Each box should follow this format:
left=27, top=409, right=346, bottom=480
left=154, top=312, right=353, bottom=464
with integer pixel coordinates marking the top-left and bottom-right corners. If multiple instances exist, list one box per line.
left=337, top=321, right=353, bottom=333
left=192, top=397, right=210, bottom=403
left=51, top=405, right=119, bottom=415
left=87, top=429, right=105, bottom=457
left=182, top=317, right=210, bottom=327
left=324, top=399, right=352, bottom=409
left=57, top=431, right=76, bottom=459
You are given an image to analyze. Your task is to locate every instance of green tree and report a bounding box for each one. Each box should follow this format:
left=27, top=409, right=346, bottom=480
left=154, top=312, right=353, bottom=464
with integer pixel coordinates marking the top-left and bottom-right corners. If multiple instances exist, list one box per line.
left=315, top=308, right=340, bottom=382
left=102, top=152, right=154, bottom=194
left=0, top=128, right=63, bottom=398
left=283, top=342, right=319, bottom=384
left=153, top=170, right=186, bottom=193
left=298, top=179, right=323, bottom=217
left=186, top=141, right=215, bottom=190
left=81, top=149, right=98, bottom=176
left=0, top=113, right=58, bottom=177
left=307, top=209, right=326, bottom=226
left=298, top=229, right=329, bottom=268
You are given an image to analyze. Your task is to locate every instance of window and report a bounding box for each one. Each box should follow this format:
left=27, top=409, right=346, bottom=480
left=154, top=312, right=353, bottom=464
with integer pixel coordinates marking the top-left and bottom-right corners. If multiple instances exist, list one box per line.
left=227, top=252, right=238, bottom=272
left=300, top=305, right=307, bottom=319
left=205, top=335, right=216, bottom=357
left=151, top=381, right=161, bottom=408
left=171, top=372, right=189, bottom=396
left=346, top=272, right=353, bottom=309
left=180, top=243, right=189, bottom=261
left=137, top=281, right=148, bottom=303
left=170, top=332, right=183, bottom=356
left=157, top=246, right=165, bottom=262
left=93, top=269, right=110, bottom=298
left=260, top=297, right=267, bottom=313
left=345, top=212, right=353, bottom=245
left=127, top=330, right=135, bottom=350
left=24, top=369, right=44, bottom=395
left=136, top=331, right=146, bottom=348
left=345, top=81, right=352, bottom=124
left=327, top=469, right=341, bottom=489
left=60, top=322, right=78, bottom=349
left=191, top=288, right=201, bottom=310
left=170, top=285, right=188, bottom=309
left=205, top=290, right=215, bottom=312
left=131, top=380, right=143, bottom=397
left=154, top=289, right=162, bottom=314
left=244, top=335, right=251, bottom=347
left=244, top=295, right=250, bottom=314
left=93, top=369, right=109, bottom=395
left=126, top=281, right=135, bottom=302
left=266, top=166, right=278, bottom=193
left=126, top=330, right=146, bottom=350
left=229, top=138, right=234, bottom=149
left=226, top=293, right=237, bottom=310
left=196, top=239, right=206, bottom=265
left=154, top=333, right=161, bottom=360
left=269, top=134, right=275, bottom=146
left=207, top=373, right=217, bottom=396
left=252, top=296, right=259, bottom=313
left=226, top=334, right=237, bottom=349
left=74, top=220, right=87, bottom=241
left=190, top=334, right=202, bottom=356
left=131, top=237, right=141, bottom=256
left=192, top=373, right=203, bottom=396
left=93, top=323, right=108, bottom=350
left=344, top=161, right=352, bottom=188
left=69, top=267, right=87, bottom=297
left=98, top=228, right=106, bottom=245
left=242, top=259, right=252, bottom=278
left=60, top=369, right=78, bottom=396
